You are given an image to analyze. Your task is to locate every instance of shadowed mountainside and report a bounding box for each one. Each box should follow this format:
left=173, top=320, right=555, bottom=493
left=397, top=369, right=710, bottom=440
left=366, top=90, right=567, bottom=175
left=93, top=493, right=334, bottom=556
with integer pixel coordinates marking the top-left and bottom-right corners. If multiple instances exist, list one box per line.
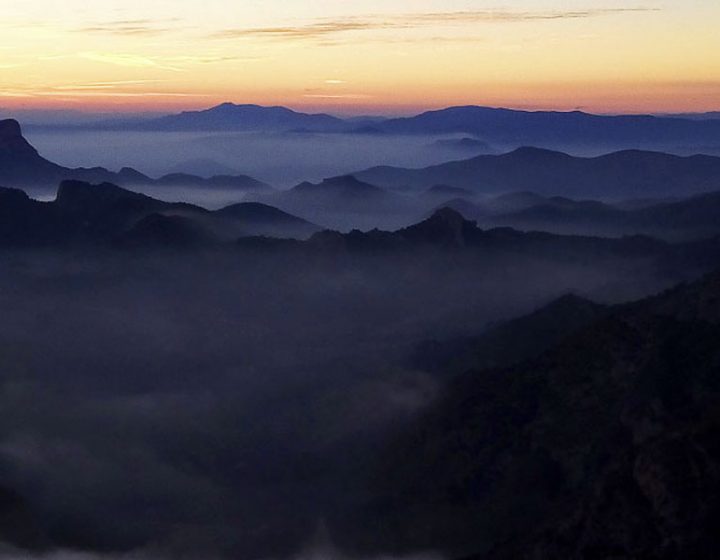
left=0, top=180, right=319, bottom=246
left=356, top=269, right=720, bottom=559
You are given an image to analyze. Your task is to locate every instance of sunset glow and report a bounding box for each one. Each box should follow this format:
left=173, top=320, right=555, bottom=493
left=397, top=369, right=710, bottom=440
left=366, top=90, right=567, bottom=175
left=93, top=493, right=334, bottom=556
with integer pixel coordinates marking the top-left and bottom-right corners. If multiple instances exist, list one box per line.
left=1, top=0, right=719, bottom=114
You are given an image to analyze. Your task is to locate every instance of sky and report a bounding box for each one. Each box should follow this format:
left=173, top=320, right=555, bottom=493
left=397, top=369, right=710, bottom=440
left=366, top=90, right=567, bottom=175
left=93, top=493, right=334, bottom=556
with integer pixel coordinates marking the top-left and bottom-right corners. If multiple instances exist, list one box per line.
left=0, top=0, right=718, bottom=115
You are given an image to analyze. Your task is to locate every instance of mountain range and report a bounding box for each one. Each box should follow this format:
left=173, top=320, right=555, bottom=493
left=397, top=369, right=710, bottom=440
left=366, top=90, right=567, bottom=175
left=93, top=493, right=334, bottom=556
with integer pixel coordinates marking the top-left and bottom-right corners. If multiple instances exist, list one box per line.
left=355, top=146, right=720, bottom=198
left=142, top=103, right=348, bottom=132
left=6, top=179, right=720, bottom=279
left=7, top=117, right=720, bottom=238
left=0, top=118, right=270, bottom=194
left=26, top=104, right=720, bottom=151
left=0, top=180, right=319, bottom=247
left=371, top=106, right=720, bottom=146
left=440, top=190, right=720, bottom=240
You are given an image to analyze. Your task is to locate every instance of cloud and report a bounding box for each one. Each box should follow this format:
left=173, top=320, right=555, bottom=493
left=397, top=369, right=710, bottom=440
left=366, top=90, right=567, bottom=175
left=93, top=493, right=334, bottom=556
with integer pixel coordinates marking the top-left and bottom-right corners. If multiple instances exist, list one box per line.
left=75, top=19, right=182, bottom=37
left=34, top=91, right=207, bottom=98
left=50, top=80, right=166, bottom=91
left=213, top=8, right=660, bottom=42
left=303, top=94, right=373, bottom=99
left=78, top=52, right=185, bottom=72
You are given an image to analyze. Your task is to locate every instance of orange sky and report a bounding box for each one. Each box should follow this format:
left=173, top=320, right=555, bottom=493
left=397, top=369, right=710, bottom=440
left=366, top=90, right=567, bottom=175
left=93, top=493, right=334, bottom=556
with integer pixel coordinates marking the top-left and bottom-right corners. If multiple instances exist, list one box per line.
left=1, top=0, right=719, bottom=115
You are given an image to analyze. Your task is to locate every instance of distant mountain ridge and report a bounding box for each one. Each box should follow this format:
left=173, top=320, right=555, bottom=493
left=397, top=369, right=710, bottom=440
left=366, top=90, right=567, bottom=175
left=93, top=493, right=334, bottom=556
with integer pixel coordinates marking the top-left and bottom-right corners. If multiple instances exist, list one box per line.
left=28, top=104, right=720, bottom=148
left=372, top=105, right=720, bottom=146
left=486, top=190, right=720, bottom=240
left=355, top=146, right=720, bottom=198
left=133, top=103, right=347, bottom=132
left=433, top=189, right=720, bottom=241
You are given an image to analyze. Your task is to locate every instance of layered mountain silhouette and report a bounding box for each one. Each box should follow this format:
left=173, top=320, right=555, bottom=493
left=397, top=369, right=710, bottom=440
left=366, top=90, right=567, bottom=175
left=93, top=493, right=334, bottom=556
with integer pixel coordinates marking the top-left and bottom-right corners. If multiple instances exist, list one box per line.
left=422, top=184, right=476, bottom=203
left=5, top=175, right=720, bottom=273
left=488, top=190, right=720, bottom=240
left=356, top=146, right=720, bottom=198
left=64, top=104, right=720, bottom=149
left=0, top=180, right=319, bottom=247
left=0, top=118, right=271, bottom=193
left=260, top=175, right=420, bottom=231
left=432, top=137, right=495, bottom=153
left=296, top=208, right=720, bottom=282
left=215, top=201, right=320, bottom=239
left=360, top=269, right=720, bottom=559
left=436, top=190, right=720, bottom=240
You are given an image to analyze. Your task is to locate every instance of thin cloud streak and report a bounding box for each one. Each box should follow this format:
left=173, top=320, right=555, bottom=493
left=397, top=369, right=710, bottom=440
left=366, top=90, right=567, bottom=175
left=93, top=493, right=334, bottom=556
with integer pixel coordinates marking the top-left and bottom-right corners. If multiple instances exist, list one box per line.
left=213, top=8, right=660, bottom=41
left=78, top=52, right=185, bottom=72
left=75, top=18, right=183, bottom=36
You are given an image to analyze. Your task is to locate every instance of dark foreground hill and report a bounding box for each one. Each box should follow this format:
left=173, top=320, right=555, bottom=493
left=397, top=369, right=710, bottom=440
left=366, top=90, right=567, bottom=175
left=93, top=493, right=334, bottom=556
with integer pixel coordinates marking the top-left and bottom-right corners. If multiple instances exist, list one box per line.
left=0, top=180, right=319, bottom=246
left=4, top=185, right=720, bottom=284
left=355, top=146, right=720, bottom=198
left=355, top=269, right=720, bottom=559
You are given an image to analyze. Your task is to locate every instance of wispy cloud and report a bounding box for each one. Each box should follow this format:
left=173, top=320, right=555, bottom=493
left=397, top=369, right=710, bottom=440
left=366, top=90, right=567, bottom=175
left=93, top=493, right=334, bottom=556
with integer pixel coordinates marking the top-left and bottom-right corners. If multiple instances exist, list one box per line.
left=34, top=91, right=206, bottom=98
left=303, top=93, right=374, bottom=99
left=76, top=18, right=182, bottom=36
left=78, top=52, right=185, bottom=72
left=49, top=80, right=166, bottom=91
left=213, top=8, right=659, bottom=42
left=0, top=84, right=209, bottom=100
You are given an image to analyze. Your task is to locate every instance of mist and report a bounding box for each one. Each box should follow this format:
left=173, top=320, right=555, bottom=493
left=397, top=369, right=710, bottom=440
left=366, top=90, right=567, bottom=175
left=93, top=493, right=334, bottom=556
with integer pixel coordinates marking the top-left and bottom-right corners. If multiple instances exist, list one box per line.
left=0, top=241, right=690, bottom=560
left=22, top=130, right=490, bottom=191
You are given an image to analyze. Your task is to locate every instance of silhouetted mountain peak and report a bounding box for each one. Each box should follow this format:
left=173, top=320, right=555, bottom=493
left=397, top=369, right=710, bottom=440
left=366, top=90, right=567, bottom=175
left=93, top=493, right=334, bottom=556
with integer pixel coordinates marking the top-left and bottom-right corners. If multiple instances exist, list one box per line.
left=218, top=201, right=303, bottom=221
left=427, top=206, right=468, bottom=225
left=292, top=174, right=387, bottom=198
left=204, top=102, right=294, bottom=116
left=53, top=180, right=163, bottom=224
left=505, top=146, right=573, bottom=160
left=402, top=207, right=476, bottom=246
left=324, top=174, right=364, bottom=187
left=150, top=103, right=344, bottom=132
left=0, top=119, right=22, bottom=141
left=0, top=119, right=41, bottom=157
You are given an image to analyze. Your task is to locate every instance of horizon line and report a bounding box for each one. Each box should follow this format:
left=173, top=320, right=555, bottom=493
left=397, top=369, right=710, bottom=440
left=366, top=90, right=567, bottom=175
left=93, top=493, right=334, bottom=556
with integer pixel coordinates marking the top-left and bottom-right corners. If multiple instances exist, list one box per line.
left=2, top=100, right=719, bottom=120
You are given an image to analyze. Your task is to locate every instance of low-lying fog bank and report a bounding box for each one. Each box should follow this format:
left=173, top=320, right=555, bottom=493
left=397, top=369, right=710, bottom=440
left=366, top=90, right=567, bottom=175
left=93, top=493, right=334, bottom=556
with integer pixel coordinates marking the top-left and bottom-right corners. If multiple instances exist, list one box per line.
left=0, top=242, right=702, bottom=559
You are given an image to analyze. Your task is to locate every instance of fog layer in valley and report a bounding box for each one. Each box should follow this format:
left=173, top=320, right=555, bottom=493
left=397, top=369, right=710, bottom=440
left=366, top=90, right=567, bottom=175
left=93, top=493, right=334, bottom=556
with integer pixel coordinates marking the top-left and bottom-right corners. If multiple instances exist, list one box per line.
left=0, top=243, right=688, bottom=559
left=23, top=130, right=486, bottom=192
left=24, top=128, right=720, bottom=195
